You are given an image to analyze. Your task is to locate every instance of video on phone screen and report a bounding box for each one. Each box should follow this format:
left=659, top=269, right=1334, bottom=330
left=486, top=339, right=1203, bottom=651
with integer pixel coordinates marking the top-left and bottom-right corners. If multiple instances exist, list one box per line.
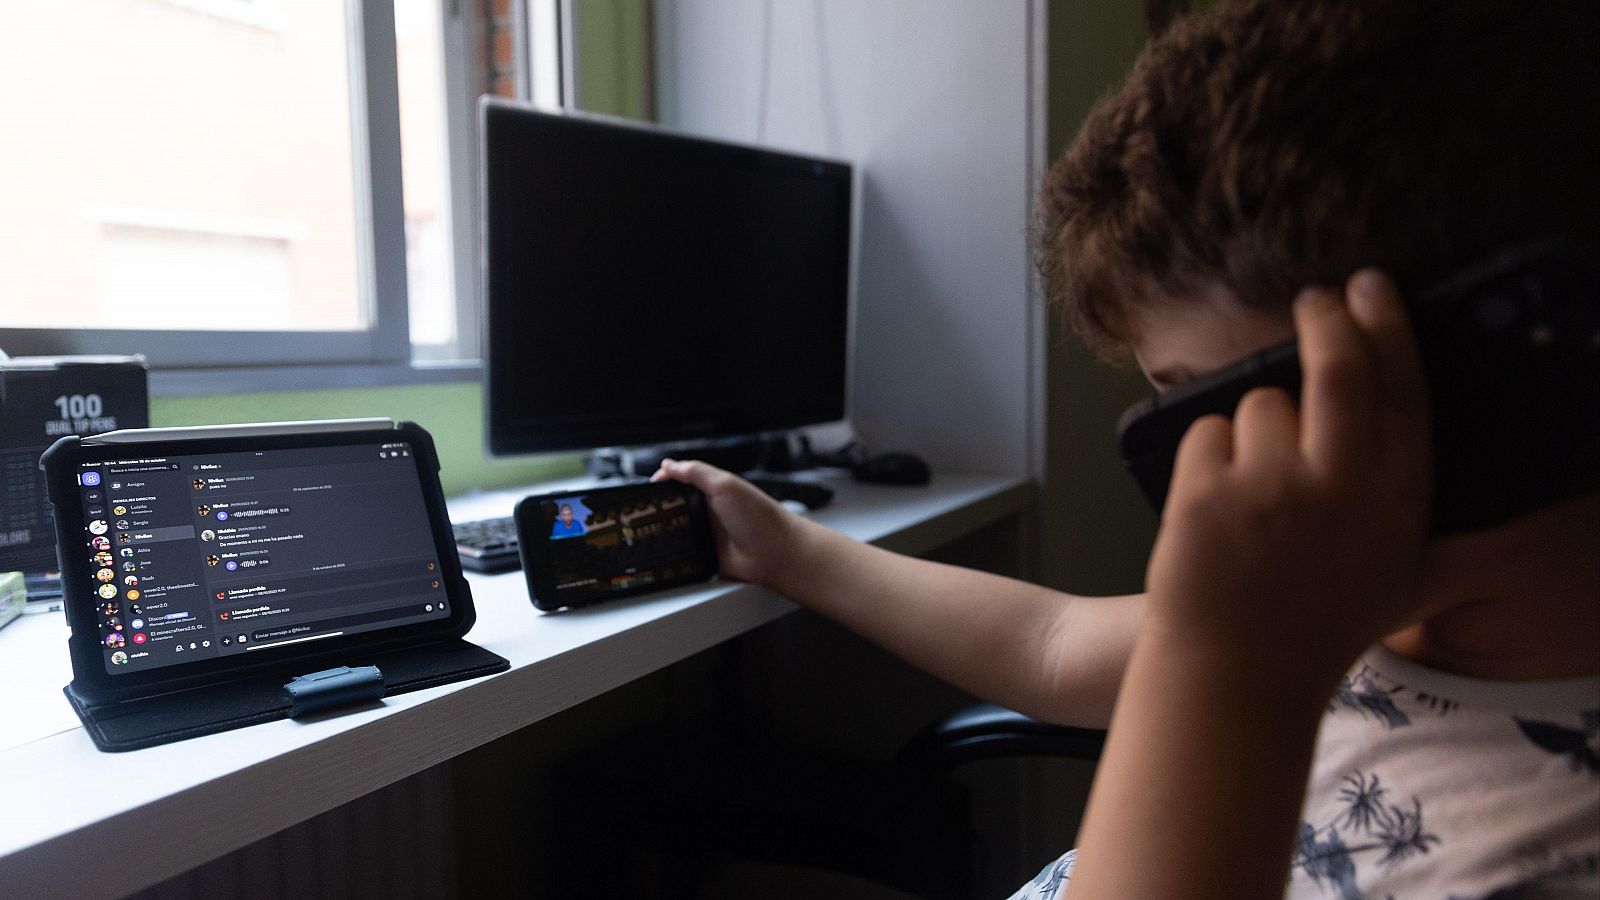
left=540, top=488, right=711, bottom=604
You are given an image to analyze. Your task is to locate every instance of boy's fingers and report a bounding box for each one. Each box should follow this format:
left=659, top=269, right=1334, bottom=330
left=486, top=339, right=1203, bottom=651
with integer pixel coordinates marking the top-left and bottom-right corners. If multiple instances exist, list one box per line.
left=1234, top=386, right=1299, bottom=471
left=1295, top=286, right=1378, bottom=474
left=650, top=457, right=680, bottom=483
left=1345, top=270, right=1431, bottom=494
left=663, top=459, right=734, bottom=494
left=1170, top=414, right=1233, bottom=502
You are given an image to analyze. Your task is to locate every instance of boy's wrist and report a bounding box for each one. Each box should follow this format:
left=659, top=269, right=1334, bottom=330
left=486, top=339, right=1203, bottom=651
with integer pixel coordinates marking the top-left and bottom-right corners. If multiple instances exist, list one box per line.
left=766, top=515, right=837, bottom=599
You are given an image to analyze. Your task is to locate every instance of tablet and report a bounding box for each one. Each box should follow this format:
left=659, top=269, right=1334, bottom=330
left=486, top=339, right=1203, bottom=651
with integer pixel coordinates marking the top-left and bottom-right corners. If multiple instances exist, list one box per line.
left=42, top=419, right=476, bottom=705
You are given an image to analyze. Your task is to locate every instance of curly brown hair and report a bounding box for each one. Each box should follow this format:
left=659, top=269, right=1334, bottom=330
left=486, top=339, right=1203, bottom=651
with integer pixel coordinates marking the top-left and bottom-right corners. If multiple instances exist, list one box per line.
left=1037, top=0, right=1600, bottom=362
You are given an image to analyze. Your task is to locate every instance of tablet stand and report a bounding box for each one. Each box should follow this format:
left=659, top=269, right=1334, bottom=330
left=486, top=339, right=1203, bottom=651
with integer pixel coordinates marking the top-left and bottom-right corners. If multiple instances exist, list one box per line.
left=64, top=639, right=508, bottom=752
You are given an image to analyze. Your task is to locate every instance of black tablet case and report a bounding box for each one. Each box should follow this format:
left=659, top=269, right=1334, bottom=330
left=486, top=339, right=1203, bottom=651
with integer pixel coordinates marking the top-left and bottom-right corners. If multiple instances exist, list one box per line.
left=64, top=638, right=508, bottom=752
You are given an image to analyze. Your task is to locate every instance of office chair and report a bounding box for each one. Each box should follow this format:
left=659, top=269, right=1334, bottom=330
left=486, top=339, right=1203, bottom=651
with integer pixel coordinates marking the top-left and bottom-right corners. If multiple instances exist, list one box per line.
left=683, top=702, right=1108, bottom=899
left=899, top=702, right=1107, bottom=770
left=535, top=704, right=1105, bottom=899
left=694, top=703, right=1106, bottom=898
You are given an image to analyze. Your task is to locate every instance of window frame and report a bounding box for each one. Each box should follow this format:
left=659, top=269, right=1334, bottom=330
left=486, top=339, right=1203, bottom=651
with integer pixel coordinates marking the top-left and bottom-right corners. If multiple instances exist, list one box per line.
left=418, top=0, right=566, bottom=366
left=1, top=1, right=414, bottom=382
left=0, top=0, right=573, bottom=393
left=424, top=0, right=484, bottom=366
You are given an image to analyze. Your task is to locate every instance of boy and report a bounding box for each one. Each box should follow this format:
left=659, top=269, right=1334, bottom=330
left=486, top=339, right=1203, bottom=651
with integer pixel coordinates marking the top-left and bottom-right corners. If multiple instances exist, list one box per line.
left=656, top=1, right=1598, bottom=896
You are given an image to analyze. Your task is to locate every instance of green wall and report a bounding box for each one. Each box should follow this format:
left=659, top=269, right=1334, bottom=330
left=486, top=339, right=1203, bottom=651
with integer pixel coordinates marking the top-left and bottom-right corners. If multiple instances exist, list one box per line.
left=574, top=0, right=653, bottom=120
left=1039, top=0, right=1160, bottom=595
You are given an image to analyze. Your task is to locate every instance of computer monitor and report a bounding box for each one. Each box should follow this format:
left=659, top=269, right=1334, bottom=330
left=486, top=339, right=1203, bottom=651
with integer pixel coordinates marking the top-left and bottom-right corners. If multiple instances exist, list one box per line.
left=480, top=99, right=854, bottom=458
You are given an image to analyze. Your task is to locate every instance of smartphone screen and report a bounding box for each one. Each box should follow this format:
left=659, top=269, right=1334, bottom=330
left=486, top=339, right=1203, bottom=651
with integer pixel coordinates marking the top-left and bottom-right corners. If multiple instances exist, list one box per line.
left=516, top=481, right=717, bottom=610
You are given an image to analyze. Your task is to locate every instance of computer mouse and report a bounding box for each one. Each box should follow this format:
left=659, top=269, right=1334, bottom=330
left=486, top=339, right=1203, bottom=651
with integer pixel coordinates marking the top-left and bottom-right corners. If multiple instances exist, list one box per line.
left=853, top=451, right=932, bottom=486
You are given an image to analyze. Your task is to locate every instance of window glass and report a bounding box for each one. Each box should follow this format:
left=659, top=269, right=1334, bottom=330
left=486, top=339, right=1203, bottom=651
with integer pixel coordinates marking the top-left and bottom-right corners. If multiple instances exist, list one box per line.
left=394, top=0, right=455, bottom=348
left=0, top=0, right=363, bottom=332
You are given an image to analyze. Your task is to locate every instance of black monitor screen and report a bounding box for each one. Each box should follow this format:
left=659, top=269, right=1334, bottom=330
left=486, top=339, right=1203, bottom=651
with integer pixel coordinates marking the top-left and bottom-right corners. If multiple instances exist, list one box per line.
left=482, top=101, right=852, bottom=454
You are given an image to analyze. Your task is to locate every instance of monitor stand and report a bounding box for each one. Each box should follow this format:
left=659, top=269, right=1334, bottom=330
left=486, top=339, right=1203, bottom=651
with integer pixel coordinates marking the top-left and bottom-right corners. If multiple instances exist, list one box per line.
left=584, top=434, right=813, bottom=481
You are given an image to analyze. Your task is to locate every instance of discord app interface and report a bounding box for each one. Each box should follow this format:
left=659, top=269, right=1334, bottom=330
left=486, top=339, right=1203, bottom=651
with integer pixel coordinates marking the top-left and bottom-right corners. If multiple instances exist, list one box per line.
left=78, top=441, right=448, bottom=675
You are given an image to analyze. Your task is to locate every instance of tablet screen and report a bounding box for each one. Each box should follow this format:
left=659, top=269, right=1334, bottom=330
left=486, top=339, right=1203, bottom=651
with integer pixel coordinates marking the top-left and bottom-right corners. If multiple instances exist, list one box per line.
left=73, top=439, right=448, bottom=675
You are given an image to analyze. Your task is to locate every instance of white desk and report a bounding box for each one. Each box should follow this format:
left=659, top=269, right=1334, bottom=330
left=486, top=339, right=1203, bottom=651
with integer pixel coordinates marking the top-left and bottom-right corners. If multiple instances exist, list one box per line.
left=0, top=473, right=1030, bottom=899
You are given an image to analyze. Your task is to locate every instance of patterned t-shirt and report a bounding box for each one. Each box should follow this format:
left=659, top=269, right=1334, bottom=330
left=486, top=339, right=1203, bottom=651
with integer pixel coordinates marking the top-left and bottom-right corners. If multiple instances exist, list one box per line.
left=1010, top=644, right=1600, bottom=899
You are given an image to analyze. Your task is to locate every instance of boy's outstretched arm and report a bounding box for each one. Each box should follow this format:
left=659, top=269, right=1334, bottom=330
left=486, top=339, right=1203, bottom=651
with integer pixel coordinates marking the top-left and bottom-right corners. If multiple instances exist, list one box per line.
left=653, top=460, right=1143, bottom=729
left=1067, top=271, right=1435, bottom=898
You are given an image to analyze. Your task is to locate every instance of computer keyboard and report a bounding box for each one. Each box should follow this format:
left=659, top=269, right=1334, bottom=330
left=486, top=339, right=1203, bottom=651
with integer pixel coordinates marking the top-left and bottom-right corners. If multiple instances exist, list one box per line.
left=453, top=477, right=834, bottom=574
left=453, top=516, right=521, bottom=573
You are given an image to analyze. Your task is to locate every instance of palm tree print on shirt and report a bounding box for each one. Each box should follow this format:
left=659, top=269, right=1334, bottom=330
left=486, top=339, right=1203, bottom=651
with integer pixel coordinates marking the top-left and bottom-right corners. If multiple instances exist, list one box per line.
left=1023, top=848, right=1075, bottom=900
left=1513, top=708, right=1600, bottom=776
left=1328, top=668, right=1412, bottom=729
left=1294, top=770, right=1441, bottom=900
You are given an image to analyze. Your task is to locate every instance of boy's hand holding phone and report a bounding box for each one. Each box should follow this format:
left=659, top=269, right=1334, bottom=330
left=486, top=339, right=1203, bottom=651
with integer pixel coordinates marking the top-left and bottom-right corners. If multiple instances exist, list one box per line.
left=1072, top=271, right=1441, bottom=897
left=651, top=459, right=807, bottom=590
left=1144, top=270, right=1435, bottom=682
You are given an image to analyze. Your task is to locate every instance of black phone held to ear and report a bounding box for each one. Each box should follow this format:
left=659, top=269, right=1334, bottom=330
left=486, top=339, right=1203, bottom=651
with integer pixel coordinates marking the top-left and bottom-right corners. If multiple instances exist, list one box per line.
left=1117, top=243, right=1600, bottom=535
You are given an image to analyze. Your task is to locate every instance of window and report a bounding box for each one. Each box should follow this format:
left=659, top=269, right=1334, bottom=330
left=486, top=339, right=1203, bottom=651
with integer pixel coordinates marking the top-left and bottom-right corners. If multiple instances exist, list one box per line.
left=97, top=218, right=300, bottom=330
left=0, top=0, right=401, bottom=370
left=0, top=0, right=558, bottom=382
left=396, top=0, right=464, bottom=357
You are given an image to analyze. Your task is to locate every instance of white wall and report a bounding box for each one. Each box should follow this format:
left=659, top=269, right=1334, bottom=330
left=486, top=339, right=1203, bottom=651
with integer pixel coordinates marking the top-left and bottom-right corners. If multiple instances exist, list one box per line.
left=655, top=1, right=1045, bottom=477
